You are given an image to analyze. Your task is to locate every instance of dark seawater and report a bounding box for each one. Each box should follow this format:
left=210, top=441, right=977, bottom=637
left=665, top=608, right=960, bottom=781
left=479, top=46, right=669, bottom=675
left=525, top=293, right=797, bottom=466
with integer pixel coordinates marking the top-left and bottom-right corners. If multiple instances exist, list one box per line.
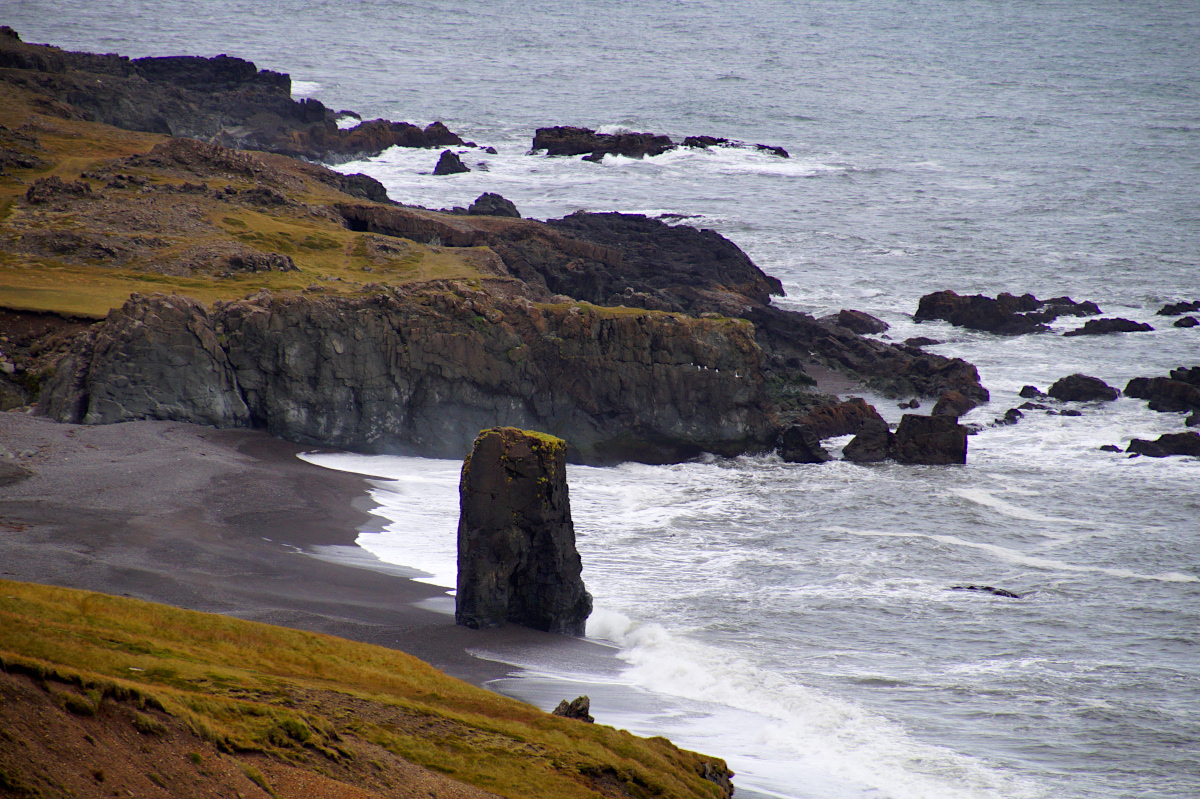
left=10, top=2, right=1199, bottom=797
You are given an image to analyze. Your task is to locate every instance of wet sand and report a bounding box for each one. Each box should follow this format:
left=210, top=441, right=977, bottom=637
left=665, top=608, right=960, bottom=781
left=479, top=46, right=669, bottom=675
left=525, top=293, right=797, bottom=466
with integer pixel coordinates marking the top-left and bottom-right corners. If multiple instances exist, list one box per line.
left=0, top=413, right=614, bottom=689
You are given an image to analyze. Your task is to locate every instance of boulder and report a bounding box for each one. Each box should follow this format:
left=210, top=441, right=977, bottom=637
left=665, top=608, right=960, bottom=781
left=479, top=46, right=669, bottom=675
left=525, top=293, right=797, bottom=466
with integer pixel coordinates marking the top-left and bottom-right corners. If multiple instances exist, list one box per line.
left=904, top=336, right=940, bottom=348
left=891, top=414, right=967, bottom=464
left=792, top=398, right=886, bottom=439
left=1174, top=316, right=1198, bottom=328
left=778, top=425, right=830, bottom=463
left=1047, top=374, right=1119, bottom=402
left=931, top=390, right=978, bottom=418
left=433, top=150, right=470, bottom=175
left=468, top=192, right=520, bottom=218
left=455, top=427, right=592, bottom=635
left=1157, top=300, right=1200, bottom=316
left=842, top=417, right=892, bottom=463
left=1018, top=385, right=1046, bottom=399
left=1063, top=317, right=1153, bottom=336
left=994, top=408, right=1023, bottom=426
left=913, top=290, right=1100, bottom=336
left=831, top=309, right=889, bottom=334
left=551, top=696, right=594, bottom=723
left=1125, top=432, right=1200, bottom=458
left=1099, top=444, right=1122, bottom=452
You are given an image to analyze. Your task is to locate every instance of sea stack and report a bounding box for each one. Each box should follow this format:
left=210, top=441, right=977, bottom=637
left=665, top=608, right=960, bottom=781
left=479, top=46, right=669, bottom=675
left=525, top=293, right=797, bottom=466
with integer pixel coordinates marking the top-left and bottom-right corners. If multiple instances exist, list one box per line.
left=455, top=427, right=592, bottom=635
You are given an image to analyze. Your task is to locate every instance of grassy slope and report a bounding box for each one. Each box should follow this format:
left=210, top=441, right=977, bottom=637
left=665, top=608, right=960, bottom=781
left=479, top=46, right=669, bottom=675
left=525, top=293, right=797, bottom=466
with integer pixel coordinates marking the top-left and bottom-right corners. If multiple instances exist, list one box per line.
left=0, top=579, right=728, bottom=799
left=0, top=82, right=502, bottom=318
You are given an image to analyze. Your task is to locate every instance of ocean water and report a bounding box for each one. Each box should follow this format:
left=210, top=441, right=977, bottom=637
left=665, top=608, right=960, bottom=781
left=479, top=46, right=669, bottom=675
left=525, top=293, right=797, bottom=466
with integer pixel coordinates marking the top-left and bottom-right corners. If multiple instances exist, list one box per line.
left=10, top=2, right=1199, bottom=797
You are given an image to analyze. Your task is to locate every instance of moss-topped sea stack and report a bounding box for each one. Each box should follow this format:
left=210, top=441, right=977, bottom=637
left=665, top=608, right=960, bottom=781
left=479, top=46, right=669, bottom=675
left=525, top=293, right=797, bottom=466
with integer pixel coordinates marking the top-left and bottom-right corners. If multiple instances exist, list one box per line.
left=456, top=427, right=593, bottom=635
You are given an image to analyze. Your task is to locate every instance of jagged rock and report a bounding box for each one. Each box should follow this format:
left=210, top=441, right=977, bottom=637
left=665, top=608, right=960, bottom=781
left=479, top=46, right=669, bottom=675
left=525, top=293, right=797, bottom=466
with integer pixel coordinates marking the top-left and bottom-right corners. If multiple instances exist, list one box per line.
left=1124, top=373, right=1200, bottom=413
left=551, top=696, right=594, bottom=723
left=891, top=414, right=967, bottom=464
left=932, top=390, right=977, bottom=418
left=778, top=425, right=830, bottom=463
left=532, top=126, right=675, bottom=160
left=1047, top=374, right=1119, bottom=402
left=1174, top=316, right=1198, bottom=328
left=455, top=427, right=592, bottom=634
left=950, top=585, right=1020, bottom=598
left=905, top=336, right=940, bottom=348
left=1157, top=300, right=1200, bottom=316
left=1063, top=318, right=1154, bottom=336
left=38, top=289, right=775, bottom=465
left=1125, top=432, right=1200, bottom=458
left=914, top=290, right=1100, bottom=336
left=1019, top=385, right=1046, bottom=398
left=468, top=192, right=520, bottom=218
left=433, top=150, right=470, bottom=175
left=842, top=418, right=892, bottom=462
left=823, top=309, right=889, bottom=334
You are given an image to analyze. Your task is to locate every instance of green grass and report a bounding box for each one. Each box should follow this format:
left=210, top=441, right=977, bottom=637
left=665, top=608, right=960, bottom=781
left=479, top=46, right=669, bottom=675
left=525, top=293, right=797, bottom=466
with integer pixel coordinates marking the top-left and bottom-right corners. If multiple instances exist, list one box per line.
left=0, top=579, right=728, bottom=799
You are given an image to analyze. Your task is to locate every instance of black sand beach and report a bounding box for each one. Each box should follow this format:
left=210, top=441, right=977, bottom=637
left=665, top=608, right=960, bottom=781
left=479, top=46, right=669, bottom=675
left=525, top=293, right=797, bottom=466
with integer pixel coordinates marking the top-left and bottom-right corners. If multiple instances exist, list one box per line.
left=0, top=413, right=615, bottom=690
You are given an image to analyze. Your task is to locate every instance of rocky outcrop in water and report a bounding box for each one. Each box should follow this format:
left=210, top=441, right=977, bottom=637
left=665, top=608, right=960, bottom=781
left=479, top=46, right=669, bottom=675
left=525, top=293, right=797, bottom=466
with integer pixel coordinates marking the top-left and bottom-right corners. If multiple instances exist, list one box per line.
left=950, top=585, right=1021, bottom=599
left=1047, top=374, right=1119, bottom=402
left=1062, top=318, right=1153, bottom=336
left=1157, top=300, right=1200, bottom=316
left=891, top=414, right=968, bottom=464
left=913, top=291, right=1100, bottom=335
left=1175, top=316, right=1199, bottom=328
left=1124, top=367, right=1200, bottom=413
left=455, top=427, right=592, bottom=635
left=1126, top=432, right=1200, bottom=458
left=38, top=288, right=775, bottom=464
left=778, top=425, right=832, bottom=463
left=932, top=390, right=978, bottom=418
left=842, top=418, right=893, bottom=463
left=532, top=126, right=675, bottom=160
left=819, top=309, right=889, bottom=335
left=433, top=149, right=470, bottom=175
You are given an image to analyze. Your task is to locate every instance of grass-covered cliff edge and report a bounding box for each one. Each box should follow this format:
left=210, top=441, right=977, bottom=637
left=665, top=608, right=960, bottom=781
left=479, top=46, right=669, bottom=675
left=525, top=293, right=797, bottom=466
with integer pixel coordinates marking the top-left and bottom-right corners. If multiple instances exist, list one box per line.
left=0, top=579, right=732, bottom=799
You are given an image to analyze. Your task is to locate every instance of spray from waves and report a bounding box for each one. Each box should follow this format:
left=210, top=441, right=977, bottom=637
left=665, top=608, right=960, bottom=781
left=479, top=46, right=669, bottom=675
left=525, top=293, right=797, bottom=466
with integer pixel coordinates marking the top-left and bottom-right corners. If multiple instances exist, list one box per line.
left=828, top=526, right=1200, bottom=583
left=584, top=608, right=1048, bottom=799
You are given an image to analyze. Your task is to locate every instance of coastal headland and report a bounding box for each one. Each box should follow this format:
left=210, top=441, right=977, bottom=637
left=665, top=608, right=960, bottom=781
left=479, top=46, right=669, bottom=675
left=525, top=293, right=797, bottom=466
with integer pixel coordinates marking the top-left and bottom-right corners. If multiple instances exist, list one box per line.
left=0, top=27, right=988, bottom=797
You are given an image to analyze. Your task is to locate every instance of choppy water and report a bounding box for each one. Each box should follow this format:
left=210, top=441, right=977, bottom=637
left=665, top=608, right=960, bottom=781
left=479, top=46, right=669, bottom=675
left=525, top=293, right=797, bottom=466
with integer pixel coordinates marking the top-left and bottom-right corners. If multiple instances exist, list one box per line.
left=11, top=1, right=1199, bottom=796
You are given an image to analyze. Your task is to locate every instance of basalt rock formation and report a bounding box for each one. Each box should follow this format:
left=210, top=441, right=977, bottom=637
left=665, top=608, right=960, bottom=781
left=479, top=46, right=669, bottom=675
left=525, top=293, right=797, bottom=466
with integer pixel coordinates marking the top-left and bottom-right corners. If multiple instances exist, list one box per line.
left=0, top=31, right=464, bottom=164
left=433, top=149, right=470, bottom=175
left=914, top=290, right=1101, bottom=335
left=39, top=288, right=775, bottom=465
left=1047, top=374, right=1119, bottom=402
left=1157, top=300, right=1200, bottom=316
left=531, top=126, right=788, bottom=161
left=455, top=427, right=592, bottom=635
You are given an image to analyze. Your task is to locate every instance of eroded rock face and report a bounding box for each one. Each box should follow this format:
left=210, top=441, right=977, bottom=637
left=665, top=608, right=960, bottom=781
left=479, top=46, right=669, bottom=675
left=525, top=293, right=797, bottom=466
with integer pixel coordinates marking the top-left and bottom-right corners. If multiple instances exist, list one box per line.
left=38, top=288, right=775, bottom=465
left=455, top=428, right=592, bottom=635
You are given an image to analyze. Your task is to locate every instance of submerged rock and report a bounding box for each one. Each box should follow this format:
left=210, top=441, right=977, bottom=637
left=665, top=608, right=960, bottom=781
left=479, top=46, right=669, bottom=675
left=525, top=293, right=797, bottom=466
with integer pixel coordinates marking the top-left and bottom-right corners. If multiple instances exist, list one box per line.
left=1125, top=432, right=1200, bottom=458
left=950, top=585, right=1020, bottom=599
left=1157, top=300, right=1200, bottom=316
left=456, top=427, right=592, bottom=635
left=892, top=414, right=968, bottom=464
left=1047, top=374, right=1119, bottom=402
left=1062, top=318, right=1153, bottom=336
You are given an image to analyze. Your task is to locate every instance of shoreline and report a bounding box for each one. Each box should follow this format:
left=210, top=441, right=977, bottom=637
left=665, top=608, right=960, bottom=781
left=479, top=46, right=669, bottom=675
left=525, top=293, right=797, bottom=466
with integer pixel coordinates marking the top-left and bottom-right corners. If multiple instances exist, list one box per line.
left=0, top=412, right=620, bottom=691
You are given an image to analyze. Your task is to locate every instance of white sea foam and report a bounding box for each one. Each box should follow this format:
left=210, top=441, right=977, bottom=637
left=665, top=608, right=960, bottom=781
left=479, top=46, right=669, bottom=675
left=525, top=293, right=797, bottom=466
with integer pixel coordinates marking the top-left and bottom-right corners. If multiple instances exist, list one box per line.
left=290, top=79, right=321, bottom=97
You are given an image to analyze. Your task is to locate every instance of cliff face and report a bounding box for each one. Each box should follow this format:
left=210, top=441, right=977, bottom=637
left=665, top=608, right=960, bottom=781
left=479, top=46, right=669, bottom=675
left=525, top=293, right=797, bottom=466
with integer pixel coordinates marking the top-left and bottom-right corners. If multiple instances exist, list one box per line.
left=456, top=428, right=592, bottom=635
left=39, top=286, right=775, bottom=464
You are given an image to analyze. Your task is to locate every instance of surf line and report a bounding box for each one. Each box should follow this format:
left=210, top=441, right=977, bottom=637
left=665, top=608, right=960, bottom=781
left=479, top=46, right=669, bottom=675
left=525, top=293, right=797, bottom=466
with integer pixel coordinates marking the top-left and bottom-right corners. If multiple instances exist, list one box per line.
left=824, top=526, right=1200, bottom=584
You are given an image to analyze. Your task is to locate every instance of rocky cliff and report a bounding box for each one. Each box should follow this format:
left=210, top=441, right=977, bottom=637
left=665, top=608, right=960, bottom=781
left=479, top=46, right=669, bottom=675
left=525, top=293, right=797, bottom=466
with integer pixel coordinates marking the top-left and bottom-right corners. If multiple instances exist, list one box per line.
left=39, top=286, right=775, bottom=464
left=456, top=427, right=592, bottom=634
